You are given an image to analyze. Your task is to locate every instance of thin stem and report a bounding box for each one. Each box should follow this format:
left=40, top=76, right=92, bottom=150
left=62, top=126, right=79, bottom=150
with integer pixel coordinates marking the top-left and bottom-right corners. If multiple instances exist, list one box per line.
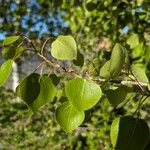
left=41, top=37, right=55, bottom=55
left=133, top=95, right=149, bottom=116
left=130, top=71, right=145, bottom=92
left=34, top=61, right=46, bottom=72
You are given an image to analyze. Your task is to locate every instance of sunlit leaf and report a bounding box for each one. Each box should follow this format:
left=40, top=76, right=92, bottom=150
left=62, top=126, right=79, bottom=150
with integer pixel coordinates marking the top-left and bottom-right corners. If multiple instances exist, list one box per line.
left=51, top=35, right=77, bottom=60
left=3, top=35, right=20, bottom=46
left=0, top=59, right=13, bottom=87
left=131, top=63, right=149, bottom=83
left=65, top=78, right=102, bottom=111
left=99, top=60, right=111, bottom=78
left=109, top=43, right=125, bottom=78
left=110, top=116, right=150, bottom=150
left=55, top=101, right=85, bottom=132
left=88, top=58, right=101, bottom=77
left=127, top=34, right=139, bottom=49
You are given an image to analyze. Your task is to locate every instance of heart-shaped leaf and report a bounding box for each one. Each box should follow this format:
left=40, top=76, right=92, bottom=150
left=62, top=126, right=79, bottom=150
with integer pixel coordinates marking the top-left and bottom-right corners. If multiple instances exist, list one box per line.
left=3, top=35, right=20, bottom=46
left=51, top=35, right=77, bottom=60
left=110, top=116, right=150, bottom=150
left=55, top=101, right=85, bottom=132
left=65, top=78, right=102, bottom=111
left=0, top=59, right=13, bottom=87
left=16, top=74, right=57, bottom=112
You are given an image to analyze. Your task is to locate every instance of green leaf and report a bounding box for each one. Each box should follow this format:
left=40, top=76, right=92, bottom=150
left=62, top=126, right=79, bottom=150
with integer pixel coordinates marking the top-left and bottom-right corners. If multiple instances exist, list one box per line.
left=16, top=73, right=41, bottom=106
left=49, top=74, right=60, bottom=86
left=0, top=59, right=13, bottom=87
left=110, top=116, right=150, bottom=150
left=132, top=43, right=144, bottom=58
left=131, top=63, right=149, bottom=83
left=99, top=60, right=111, bottom=78
left=145, top=46, right=150, bottom=62
left=109, top=43, right=125, bottom=78
left=31, top=75, right=57, bottom=111
left=88, top=58, right=101, bottom=77
left=106, top=86, right=128, bottom=107
left=16, top=74, right=57, bottom=112
left=127, top=34, right=139, bottom=49
left=2, top=45, right=24, bottom=60
left=3, top=35, right=20, bottom=46
left=73, top=51, right=84, bottom=67
left=55, top=101, right=85, bottom=132
left=51, top=35, right=77, bottom=60
left=65, top=78, right=102, bottom=111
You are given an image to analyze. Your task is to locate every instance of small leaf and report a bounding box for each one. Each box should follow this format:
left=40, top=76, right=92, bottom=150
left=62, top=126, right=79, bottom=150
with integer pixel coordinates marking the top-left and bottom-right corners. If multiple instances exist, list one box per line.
left=99, top=60, right=111, bottom=78
left=55, top=101, right=85, bottom=132
left=106, top=86, right=128, bottom=107
left=3, top=35, right=20, bottom=46
left=110, top=116, right=150, bottom=150
left=51, top=35, right=77, bottom=60
left=131, top=63, right=149, bottom=83
left=0, top=59, right=13, bottom=87
left=65, top=78, right=102, bottom=111
left=16, top=74, right=57, bottom=112
left=109, top=43, right=125, bottom=78
left=127, top=34, right=139, bottom=49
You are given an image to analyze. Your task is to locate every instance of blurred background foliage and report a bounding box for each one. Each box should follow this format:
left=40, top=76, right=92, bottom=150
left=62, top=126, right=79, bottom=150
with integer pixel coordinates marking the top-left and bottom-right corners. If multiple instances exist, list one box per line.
left=0, top=0, right=150, bottom=149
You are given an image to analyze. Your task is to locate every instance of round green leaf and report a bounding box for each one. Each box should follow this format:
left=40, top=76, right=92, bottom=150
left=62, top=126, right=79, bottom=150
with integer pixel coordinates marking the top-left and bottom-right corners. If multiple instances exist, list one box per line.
left=131, top=63, right=149, bottom=83
left=0, top=59, right=13, bottom=87
left=65, top=78, right=102, bottom=111
left=110, top=116, right=150, bottom=150
left=16, top=74, right=57, bottom=112
left=55, top=101, right=85, bottom=132
left=3, top=35, right=20, bottom=46
left=51, top=35, right=77, bottom=60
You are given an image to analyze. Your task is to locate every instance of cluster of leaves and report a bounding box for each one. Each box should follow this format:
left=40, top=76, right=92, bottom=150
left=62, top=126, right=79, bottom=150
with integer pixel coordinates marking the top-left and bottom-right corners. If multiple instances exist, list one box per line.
left=0, top=34, right=150, bottom=149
